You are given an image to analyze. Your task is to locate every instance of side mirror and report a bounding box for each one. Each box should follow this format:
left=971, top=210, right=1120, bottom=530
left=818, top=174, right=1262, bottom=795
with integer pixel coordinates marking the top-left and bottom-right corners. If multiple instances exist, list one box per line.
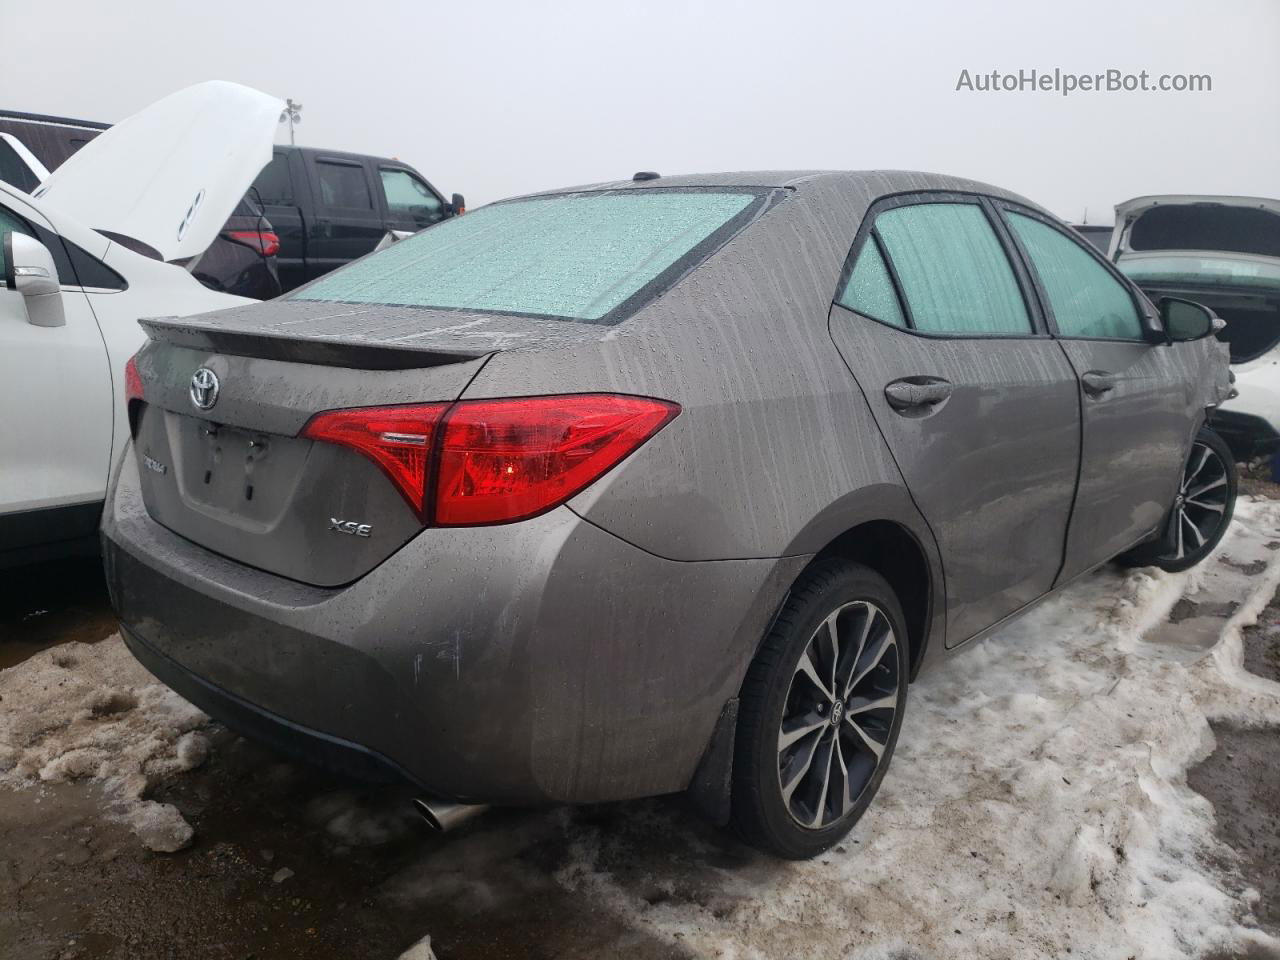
left=4, top=231, right=64, bottom=328
left=1159, top=296, right=1216, bottom=342
left=450, top=193, right=466, bottom=216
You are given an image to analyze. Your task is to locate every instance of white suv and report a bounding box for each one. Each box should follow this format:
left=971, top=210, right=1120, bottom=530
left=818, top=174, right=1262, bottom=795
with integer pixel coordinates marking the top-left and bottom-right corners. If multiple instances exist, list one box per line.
left=0, top=82, right=282, bottom=566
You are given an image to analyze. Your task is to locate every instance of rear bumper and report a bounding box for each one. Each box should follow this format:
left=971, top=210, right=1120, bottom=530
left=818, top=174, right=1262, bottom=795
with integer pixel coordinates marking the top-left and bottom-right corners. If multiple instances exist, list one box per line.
left=103, top=446, right=804, bottom=805
left=120, top=622, right=413, bottom=785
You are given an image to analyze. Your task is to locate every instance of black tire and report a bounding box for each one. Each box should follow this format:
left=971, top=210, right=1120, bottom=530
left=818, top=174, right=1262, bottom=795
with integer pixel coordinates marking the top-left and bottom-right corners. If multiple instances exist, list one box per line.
left=1118, top=427, right=1237, bottom=573
left=731, top=559, right=908, bottom=859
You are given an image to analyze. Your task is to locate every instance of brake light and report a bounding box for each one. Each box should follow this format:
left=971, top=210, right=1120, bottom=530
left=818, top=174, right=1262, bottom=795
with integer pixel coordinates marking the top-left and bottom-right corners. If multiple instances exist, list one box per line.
left=224, top=229, right=280, bottom=258
left=434, top=395, right=678, bottom=525
left=299, top=394, right=679, bottom=525
left=301, top=403, right=449, bottom=517
left=125, top=354, right=143, bottom=404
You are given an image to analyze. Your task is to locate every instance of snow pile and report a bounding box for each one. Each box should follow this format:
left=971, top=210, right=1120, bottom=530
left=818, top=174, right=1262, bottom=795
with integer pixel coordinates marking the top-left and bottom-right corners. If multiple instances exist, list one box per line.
left=0, top=636, right=209, bottom=852
left=551, top=499, right=1280, bottom=959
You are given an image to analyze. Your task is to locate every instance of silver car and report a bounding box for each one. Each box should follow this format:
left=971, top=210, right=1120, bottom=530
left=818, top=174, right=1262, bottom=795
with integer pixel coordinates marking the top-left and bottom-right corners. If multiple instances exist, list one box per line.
left=104, top=171, right=1236, bottom=859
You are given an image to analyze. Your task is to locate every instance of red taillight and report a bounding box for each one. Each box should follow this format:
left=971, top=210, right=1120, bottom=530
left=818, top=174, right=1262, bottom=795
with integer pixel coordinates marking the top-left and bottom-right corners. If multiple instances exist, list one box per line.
left=434, top=395, right=678, bottom=525
left=301, top=403, right=449, bottom=517
left=299, top=394, right=679, bottom=525
left=224, top=229, right=280, bottom=258
left=125, top=354, right=143, bottom=404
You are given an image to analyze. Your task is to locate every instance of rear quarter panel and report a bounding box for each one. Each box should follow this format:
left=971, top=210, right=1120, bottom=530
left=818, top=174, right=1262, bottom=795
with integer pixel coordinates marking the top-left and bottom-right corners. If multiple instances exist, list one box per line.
left=460, top=177, right=918, bottom=563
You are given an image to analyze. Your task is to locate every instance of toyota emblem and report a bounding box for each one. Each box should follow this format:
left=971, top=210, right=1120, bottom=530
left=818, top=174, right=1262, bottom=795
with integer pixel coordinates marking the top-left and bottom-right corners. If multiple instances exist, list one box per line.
left=190, top=367, right=220, bottom=411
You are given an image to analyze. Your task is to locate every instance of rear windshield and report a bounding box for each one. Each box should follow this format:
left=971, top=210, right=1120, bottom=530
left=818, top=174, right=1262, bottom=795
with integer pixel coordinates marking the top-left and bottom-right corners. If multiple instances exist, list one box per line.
left=292, top=189, right=765, bottom=323
left=1119, top=255, right=1280, bottom=292
left=1129, top=205, right=1280, bottom=257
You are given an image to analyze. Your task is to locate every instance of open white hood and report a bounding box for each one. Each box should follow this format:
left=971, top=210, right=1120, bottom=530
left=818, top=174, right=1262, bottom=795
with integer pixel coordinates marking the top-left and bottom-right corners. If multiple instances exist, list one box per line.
left=33, top=81, right=283, bottom=262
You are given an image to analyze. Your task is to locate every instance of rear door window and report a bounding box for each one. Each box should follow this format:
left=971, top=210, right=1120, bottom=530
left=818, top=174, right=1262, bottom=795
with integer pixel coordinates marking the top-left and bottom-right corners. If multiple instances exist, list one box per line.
left=871, top=202, right=1032, bottom=335
left=837, top=240, right=906, bottom=327
left=315, top=160, right=373, bottom=210
left=253, top=153, right=294, bottom=204
left=1007, top=212, right=1143, bottom=340
left=293, top=189, right=765, bottom=323
left=379, top=168, right=445, bottom=227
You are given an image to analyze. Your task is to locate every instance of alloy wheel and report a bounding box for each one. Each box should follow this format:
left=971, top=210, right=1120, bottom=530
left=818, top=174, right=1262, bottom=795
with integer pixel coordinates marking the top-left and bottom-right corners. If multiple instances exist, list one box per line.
left=1173, top=440, right=1230, bottom=560
left=776, top=600, right=901, bottom=829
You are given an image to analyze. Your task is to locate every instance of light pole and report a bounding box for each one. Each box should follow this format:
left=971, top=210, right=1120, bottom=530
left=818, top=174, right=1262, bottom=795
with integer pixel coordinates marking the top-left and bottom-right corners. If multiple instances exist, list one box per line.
left=279, top=99, right=302, bottom=145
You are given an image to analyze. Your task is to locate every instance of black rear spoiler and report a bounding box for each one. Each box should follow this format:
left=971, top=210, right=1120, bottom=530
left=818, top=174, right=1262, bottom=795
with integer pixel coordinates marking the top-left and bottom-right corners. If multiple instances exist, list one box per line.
left=138, top=317, right=491, bottom=371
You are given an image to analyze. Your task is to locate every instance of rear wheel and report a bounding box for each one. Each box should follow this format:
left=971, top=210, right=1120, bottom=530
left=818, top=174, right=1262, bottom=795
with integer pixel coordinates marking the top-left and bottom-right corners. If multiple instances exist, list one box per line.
left=731, top=560, right=907, bottom=859
left=1119, top=427, right=1236, bottom=573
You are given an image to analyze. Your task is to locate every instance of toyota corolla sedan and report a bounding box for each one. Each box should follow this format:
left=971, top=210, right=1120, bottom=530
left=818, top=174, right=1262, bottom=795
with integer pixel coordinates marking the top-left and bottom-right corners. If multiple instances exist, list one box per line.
left=103, top=171, right=1235, bottom=859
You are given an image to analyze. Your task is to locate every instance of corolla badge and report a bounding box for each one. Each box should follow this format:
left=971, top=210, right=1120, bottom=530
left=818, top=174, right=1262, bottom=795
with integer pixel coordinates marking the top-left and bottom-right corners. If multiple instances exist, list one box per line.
left=189, top=367, right=220, bottom=410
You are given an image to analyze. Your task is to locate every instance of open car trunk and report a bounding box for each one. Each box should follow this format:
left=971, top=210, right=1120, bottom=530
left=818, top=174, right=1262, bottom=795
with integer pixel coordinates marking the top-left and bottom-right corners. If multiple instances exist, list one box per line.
left=1117, top=253, right=1280, bottom=364
left=1115, top=196, right=1280, bottom=364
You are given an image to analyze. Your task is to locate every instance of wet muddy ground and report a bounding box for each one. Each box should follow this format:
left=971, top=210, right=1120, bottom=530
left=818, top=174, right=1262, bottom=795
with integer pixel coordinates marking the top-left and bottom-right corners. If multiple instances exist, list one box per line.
left=0, top=557, right=117, bottom=671
left=2, top=556, right=1279, bottom=959
left=1187, top=594, right=1280, bottom=943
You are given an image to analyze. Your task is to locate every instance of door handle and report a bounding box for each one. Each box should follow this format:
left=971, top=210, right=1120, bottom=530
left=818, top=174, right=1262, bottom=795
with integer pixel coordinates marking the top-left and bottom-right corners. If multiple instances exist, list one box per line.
left=884, top=378, right=954, bottom=411
left=1081, top=371, right=1117, bottom=397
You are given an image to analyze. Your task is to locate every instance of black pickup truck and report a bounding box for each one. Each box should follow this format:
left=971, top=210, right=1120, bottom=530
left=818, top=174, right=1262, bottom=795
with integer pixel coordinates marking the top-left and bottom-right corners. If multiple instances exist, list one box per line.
left=251, top=146, right=464, bottom=292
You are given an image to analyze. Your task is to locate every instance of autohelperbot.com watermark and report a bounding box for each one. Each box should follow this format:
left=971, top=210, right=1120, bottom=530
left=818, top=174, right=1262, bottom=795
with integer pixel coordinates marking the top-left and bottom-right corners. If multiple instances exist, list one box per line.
left=955, top=68, right=1212, bottom=96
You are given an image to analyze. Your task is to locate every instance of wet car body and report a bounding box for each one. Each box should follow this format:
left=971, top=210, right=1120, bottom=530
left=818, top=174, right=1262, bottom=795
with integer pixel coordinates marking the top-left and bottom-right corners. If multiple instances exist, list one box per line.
left=188, top=194, right=282, bottom=300
left=103, top=171, right=1233, bottom=854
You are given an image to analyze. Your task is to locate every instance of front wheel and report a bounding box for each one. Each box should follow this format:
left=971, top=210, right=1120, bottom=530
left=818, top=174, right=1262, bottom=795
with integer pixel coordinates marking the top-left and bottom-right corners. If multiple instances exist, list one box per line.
left=731, top=560, right=908, bottom=859
left=1119, top=427, right=1237, bottom=573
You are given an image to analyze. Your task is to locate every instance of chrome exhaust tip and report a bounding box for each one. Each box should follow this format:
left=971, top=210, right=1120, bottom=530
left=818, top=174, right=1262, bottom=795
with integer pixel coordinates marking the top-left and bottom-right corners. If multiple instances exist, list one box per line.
left=412, top=797, right=490, bottom=833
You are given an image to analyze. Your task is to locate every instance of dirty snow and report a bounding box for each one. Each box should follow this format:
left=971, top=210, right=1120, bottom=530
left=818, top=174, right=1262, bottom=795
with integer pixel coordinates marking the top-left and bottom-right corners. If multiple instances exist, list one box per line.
left=3, top=501, right=1280, bottom=959
left=0, top=636, right=209, bottom=852
left=540, top=498, right=1280, bottom=959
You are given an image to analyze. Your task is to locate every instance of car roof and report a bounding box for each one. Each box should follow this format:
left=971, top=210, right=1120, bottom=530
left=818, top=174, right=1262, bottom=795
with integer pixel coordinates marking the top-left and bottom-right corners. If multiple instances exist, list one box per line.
left=282, top=143, right=414, bottom=169
left=515, top=169, right=1054, bottom=218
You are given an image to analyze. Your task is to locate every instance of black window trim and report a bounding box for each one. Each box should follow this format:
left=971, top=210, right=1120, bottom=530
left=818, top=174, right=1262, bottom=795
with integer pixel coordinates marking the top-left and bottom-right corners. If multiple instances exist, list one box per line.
left=291, top=185, right=786, bottom=327
left=990, top=197, right=1157, bottom=345
left=377, top=164, right=446, bottom=211
left=312, top=155, right=378, bottom=214
left=253, top=150, right=297, bottom=206
left=831, top=189, right=1051, bottom=341
left=0, top=198, right=126, bottom=291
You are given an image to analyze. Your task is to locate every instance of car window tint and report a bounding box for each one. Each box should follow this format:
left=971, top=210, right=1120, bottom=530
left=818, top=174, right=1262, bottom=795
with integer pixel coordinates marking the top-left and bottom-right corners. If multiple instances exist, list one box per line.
left=0, top=205, right=35, bottom=275
left=294, top=190, right=761, bottom=323
left=875, top=203, right=1031, bottom=335
left=253, top=154, right=293, bottom=204
left=0, top=140, right=40, bottom=193
left=380, top=169, right=444, bottom=226
left=837, top=240, right=905, bottom=327
left=316, top=161, right=372, bottom=210
left=1007, top=212, right=1143, bottom=340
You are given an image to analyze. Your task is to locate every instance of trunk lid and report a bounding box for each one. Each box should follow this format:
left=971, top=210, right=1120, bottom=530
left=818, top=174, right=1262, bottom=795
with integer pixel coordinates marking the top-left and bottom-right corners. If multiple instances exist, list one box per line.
left=33, top=82, right=282, bottom=262
left=1118, top=252, right=1280, bottom=364
left=131, top=323, right=491, bottom=587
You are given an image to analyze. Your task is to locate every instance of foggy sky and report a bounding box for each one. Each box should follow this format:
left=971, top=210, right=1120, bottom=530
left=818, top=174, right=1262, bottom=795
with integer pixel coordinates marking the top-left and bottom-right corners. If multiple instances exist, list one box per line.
left=3, top=0, right=1277, bottom=221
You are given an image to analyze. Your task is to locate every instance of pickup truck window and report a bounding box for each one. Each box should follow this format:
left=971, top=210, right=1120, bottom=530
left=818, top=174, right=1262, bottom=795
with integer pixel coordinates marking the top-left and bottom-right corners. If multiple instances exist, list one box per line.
left=380, top=168, right=443, bottom=226
left=293, top=189, right=763, bottom=323
left=253, top=154, right=293, bottom=204
left=316, top=160, right=372, bottom=210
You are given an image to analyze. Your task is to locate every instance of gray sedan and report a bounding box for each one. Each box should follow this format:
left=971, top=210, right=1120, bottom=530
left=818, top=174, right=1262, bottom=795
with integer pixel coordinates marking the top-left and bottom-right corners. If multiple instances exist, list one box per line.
left=103, top=170, right=1235, bottom=859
